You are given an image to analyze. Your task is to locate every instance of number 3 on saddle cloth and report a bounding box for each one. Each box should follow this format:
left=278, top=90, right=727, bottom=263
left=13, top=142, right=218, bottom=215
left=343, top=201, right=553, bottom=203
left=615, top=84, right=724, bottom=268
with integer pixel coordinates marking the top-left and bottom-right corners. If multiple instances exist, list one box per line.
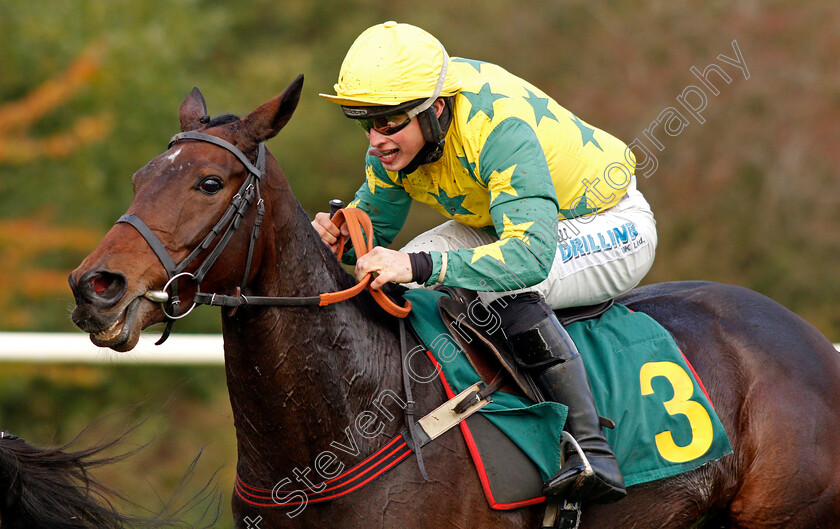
left=402, top=288, right=732, bottom=510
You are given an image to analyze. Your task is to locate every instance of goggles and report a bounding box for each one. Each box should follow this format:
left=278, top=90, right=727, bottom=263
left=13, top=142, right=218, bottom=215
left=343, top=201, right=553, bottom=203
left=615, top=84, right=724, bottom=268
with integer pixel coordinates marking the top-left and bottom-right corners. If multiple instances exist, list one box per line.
left=355, top=112, right=413, bottom=135
left=343, top=44, right=450, bottom=137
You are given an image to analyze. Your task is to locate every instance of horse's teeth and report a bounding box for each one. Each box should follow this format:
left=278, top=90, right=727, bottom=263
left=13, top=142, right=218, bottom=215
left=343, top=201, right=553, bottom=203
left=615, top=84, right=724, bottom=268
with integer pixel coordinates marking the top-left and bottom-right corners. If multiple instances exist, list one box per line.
left=95, top=320, right=121, bottom=341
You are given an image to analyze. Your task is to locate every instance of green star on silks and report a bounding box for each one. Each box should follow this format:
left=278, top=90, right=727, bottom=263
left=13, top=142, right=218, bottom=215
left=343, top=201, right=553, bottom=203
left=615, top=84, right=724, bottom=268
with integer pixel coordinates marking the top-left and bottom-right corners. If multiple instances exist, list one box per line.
left=462, top=83, right=508, bottom=122
left=559, top=194, right=600, bottom=218
left=571, top=114, right=603, bottom=151
left=458, top=155, right=477, bottom=179
left=431, top=187, right=473, bottom=216
left=452, top=58, right=487, bottom=73
left=523, top=87, right=557, bottom=126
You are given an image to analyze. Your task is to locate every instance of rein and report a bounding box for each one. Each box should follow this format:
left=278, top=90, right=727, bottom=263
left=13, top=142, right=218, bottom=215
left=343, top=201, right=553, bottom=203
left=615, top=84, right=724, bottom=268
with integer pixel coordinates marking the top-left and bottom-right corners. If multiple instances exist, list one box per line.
left=193, top=207, right=411, bottom=317
left=119, top=130, right=410, bottom=344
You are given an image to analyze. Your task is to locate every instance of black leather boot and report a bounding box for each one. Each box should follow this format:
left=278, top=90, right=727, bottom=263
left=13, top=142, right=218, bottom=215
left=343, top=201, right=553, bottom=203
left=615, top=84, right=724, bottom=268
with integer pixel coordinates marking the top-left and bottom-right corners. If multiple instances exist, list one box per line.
left=509, top=314, right=626, bottom=504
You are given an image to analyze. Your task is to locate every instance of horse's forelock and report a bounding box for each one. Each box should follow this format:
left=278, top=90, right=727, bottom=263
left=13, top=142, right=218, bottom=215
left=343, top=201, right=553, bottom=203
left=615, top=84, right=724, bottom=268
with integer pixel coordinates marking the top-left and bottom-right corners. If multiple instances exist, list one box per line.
left=195, top=114, right=264, bottom=169
left=206, top=114, right=240, bottom=128
left=205, top=114, right=265, bottom=160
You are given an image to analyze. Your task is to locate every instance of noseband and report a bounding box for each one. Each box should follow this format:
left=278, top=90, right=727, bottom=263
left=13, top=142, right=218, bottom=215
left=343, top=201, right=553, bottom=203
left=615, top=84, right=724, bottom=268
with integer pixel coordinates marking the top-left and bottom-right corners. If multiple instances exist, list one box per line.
left=117, top=131, right=267, bottom=344
left=117, top=130, right=410, bottom=345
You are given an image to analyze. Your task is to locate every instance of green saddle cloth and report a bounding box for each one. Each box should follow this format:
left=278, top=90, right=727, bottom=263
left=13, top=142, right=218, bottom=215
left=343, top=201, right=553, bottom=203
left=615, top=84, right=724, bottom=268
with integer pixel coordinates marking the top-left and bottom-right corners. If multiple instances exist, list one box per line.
left=404, top=288, right=732, bottom=486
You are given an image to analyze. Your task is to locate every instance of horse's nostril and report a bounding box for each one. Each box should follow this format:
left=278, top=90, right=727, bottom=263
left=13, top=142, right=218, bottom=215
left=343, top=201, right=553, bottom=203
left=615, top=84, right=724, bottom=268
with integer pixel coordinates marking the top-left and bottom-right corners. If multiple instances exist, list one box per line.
left=91, top=275, right=112, bottom=295
left=79, top=270, right=127, bottom=307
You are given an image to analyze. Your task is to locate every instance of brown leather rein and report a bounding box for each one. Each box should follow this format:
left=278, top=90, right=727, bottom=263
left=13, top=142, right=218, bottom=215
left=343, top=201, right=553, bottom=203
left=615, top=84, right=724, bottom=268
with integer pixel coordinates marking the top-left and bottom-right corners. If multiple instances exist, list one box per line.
left=122, top=130, right=410, bottom=345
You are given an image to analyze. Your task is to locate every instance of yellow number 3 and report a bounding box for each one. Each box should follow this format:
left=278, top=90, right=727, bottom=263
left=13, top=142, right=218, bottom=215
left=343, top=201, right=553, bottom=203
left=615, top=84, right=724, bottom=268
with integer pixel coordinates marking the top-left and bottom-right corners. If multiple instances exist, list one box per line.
left=639, top=361, right=714, bottom=463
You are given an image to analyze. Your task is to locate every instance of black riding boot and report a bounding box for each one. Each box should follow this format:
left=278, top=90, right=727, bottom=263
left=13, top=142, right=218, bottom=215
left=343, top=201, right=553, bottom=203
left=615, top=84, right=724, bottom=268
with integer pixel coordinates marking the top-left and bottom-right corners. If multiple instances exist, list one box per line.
left=509, top=313, right=626, bottom=504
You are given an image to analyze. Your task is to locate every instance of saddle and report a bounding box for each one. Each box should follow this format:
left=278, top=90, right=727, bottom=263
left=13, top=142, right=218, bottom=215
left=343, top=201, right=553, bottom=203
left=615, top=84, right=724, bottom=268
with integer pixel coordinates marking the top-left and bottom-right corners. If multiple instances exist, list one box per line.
left=435, top=286, right=613, bottom=404
left=412, top=284, right=732, bottom=508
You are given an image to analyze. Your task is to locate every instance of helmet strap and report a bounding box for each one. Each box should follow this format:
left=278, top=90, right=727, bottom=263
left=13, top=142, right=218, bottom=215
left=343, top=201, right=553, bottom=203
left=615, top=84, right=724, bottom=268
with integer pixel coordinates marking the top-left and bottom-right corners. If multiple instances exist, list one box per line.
left=403, top=98, right=453, bottom=173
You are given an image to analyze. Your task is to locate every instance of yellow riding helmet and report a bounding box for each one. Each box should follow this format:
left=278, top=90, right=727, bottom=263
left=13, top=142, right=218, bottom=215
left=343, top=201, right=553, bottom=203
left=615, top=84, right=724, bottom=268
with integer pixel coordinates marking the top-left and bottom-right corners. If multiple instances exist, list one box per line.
left=319, top=21, right=462, bottom=108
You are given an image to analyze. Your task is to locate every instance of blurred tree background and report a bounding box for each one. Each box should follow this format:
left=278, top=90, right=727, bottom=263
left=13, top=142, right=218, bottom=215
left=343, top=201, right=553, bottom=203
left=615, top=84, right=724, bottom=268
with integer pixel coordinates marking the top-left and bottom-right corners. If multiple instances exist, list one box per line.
left=0, top=0, right=837, bottom=524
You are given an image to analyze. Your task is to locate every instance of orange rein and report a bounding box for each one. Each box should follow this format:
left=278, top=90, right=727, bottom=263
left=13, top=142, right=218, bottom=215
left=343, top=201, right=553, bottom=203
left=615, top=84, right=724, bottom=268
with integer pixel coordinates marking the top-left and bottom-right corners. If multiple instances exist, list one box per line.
left=317, top=208, right=412, bottom=318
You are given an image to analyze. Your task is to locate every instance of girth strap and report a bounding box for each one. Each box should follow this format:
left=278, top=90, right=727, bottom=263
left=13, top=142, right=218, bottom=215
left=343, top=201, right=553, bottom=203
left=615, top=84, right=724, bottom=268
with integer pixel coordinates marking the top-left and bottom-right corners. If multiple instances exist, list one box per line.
left=234, top=368, right=497, bottom=509
left=400, top=318, right=428, bottom=480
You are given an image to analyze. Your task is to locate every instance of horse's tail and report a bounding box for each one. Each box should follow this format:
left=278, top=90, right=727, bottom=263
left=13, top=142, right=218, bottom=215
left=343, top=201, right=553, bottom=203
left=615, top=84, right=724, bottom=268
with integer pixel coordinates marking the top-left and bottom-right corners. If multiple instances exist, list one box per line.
left=0, top=429, right=221, bottom=529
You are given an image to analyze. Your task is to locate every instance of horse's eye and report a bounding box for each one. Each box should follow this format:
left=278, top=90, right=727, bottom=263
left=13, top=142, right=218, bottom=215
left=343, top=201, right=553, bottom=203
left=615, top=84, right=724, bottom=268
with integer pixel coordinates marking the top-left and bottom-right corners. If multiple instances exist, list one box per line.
left=198, top=177, right=223, bottom=195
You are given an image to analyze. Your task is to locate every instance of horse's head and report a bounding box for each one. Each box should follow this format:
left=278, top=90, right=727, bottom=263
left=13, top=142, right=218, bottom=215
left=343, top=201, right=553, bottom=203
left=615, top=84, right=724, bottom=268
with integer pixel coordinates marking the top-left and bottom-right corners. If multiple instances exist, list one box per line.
left=69, top=75, right=303, bottom=351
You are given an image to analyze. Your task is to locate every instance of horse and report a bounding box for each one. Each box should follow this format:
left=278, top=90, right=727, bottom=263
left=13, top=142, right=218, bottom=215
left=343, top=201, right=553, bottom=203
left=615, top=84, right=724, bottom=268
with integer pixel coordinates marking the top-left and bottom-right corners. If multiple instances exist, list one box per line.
left=67, top=75, right=840, bottom=528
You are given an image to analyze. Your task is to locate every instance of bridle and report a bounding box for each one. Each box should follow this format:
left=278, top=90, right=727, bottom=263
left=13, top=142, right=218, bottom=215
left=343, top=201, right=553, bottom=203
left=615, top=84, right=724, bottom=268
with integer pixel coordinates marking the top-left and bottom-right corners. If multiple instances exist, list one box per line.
left=116, top=131, right=267, bottom=343
left=117, top=130, right=410, bottom=345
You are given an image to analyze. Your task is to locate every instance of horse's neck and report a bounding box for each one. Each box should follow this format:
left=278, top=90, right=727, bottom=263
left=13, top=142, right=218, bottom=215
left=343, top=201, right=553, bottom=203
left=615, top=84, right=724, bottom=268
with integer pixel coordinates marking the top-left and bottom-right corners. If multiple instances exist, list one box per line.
left=222, top=174, right=401, bottom=486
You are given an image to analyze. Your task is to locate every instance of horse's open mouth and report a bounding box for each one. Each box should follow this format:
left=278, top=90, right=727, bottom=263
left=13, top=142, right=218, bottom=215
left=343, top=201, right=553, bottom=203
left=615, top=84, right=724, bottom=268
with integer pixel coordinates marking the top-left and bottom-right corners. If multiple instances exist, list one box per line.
left=89, top=297, right=144, bottom=351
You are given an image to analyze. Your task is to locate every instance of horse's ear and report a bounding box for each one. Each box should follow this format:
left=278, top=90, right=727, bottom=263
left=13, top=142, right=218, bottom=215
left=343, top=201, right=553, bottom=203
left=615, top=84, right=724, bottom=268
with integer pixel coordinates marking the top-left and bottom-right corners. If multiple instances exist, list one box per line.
left=179, top=87, right=209, bottom=132
left=240, top=74, right=304, bottom=145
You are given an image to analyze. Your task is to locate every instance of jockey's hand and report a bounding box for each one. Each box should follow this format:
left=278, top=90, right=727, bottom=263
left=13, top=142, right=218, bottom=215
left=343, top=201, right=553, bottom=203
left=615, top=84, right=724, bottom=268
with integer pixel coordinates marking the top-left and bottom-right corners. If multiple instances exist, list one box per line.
left=355, top=247, right=412, bottom=289
left=311, top=211, right=350, bottom=254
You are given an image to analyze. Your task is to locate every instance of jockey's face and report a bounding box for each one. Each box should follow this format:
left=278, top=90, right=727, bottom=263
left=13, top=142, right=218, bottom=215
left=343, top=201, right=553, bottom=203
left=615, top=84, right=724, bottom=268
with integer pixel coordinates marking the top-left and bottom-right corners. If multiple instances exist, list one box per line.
left=364, top=99, right=445, bottom=172
left=365, top=117, right=426, bottom=172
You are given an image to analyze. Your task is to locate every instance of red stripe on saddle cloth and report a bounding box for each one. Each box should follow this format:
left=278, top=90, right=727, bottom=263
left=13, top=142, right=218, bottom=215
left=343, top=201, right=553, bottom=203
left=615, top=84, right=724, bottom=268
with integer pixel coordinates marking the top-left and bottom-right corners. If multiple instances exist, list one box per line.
left=679, top=349, right=714, bottom=409
left=235, top=435, right=412, bottom=508
left=425, top=351, right=547, bottom=511
left=624, top=309, right=715, bottom=410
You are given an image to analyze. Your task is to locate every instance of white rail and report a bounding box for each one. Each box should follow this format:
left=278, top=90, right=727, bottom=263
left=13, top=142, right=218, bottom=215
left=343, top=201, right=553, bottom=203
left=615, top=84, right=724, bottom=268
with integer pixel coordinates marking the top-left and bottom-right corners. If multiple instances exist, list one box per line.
left=0, top=332, right=224, bottom=364
left=0, top=332, right=837, bottom=364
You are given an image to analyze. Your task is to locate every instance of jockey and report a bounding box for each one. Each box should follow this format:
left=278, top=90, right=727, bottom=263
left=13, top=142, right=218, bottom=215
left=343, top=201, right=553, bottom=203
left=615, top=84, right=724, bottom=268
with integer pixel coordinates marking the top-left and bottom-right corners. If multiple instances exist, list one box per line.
left=313, top=21, right=657, bottom=503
